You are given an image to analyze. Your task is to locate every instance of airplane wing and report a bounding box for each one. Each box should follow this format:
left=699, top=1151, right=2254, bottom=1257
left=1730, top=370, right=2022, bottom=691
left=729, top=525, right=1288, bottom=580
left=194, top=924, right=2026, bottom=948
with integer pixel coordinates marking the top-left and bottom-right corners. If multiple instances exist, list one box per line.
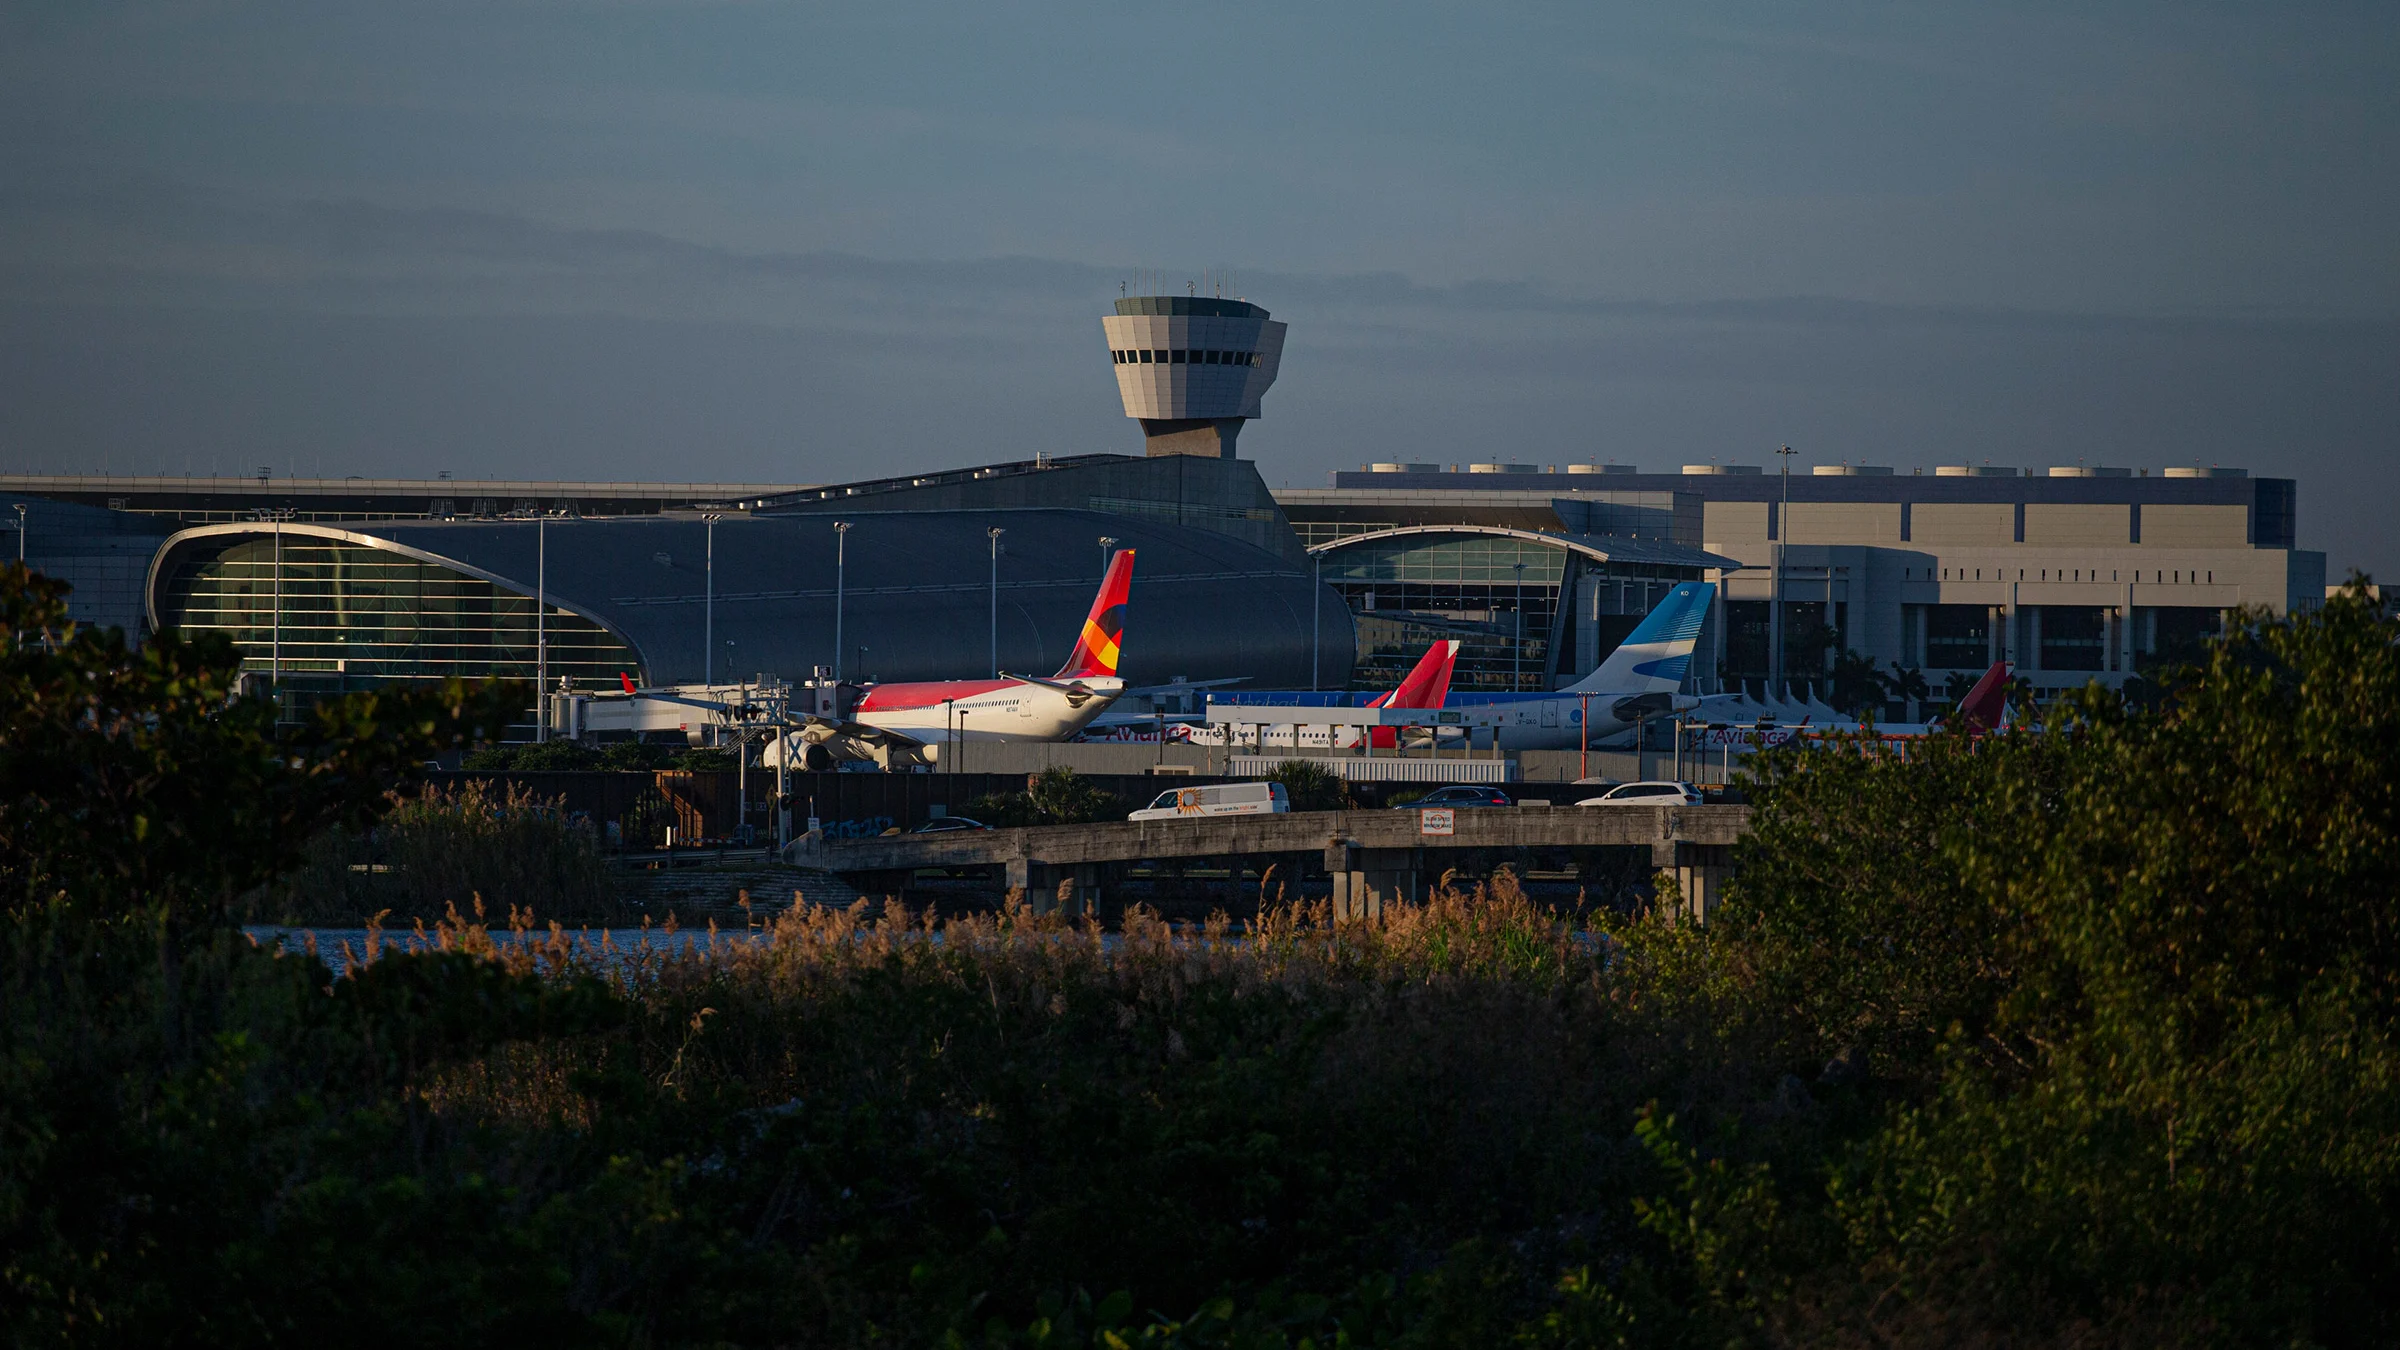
left=789, top=713, right=926, bottom=750
left=1117, top=676, right=1248, bottom=697
left=999, top=671, right=1117, bottom=697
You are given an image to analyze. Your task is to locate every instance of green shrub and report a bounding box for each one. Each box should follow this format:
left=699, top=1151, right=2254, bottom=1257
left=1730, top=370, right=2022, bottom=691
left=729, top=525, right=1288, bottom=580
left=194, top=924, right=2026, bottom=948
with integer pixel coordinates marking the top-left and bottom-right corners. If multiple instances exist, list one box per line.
left=1267, top=757, right=1352, bottom=812
left=600, top=739, right=674, bottom=771
left=253, top=780, right=628, bottom=926
left=968, top=766, right=1125, bottom=827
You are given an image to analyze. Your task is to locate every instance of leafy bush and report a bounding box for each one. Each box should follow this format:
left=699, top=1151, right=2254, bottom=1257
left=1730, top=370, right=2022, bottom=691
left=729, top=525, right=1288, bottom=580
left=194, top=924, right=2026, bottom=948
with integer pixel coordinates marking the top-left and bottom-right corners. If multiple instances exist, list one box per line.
left=1267, top=757, right=1352, bottom=812
left=600, top=739, right=675, bottom=771
left=254, top=780, right=629, bottom=926
left=968, top=766, right=1126, bottom=827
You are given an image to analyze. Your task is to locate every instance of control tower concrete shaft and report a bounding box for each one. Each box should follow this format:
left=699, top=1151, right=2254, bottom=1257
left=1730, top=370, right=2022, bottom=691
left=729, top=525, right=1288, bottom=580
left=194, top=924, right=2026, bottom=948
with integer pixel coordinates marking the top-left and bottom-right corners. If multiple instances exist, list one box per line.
left=1102, top=296, right=1287, bottom=458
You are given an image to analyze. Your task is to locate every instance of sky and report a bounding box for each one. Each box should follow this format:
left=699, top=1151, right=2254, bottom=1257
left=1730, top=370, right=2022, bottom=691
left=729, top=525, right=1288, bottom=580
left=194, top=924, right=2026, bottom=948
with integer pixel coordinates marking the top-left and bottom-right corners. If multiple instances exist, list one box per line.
left=1, top=1, right=2393, bottom=576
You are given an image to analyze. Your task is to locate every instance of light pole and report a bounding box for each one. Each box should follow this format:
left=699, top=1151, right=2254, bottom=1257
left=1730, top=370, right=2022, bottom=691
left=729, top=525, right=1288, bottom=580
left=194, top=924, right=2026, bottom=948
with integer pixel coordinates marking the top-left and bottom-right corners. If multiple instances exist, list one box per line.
left=536, top=511, right=549, bottom=741
left=1578, top=692, right=1592, bottom=781
left=987, top=526, right=1005, bottom=678
left=270, top=517, right=282, bottom=695
left=1511, top=560, right=1527, bottom=690
left=1774, top=445, right=1796, bottom=694
left=1097, top=535, right=1117, bottom=578
left=703, top=512, right=722, bottom=686
left=1311, top=550, right=1322, bottom=692
left=832, top=521, right=852, bottom=682
left=12, top=502, right=23, bottom=564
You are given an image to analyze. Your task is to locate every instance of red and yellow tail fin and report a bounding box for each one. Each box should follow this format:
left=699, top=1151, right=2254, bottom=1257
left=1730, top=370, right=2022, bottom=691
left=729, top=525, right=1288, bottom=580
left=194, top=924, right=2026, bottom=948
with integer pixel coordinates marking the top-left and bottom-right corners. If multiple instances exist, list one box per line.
left=1054, top=549, right=1134, bottom=679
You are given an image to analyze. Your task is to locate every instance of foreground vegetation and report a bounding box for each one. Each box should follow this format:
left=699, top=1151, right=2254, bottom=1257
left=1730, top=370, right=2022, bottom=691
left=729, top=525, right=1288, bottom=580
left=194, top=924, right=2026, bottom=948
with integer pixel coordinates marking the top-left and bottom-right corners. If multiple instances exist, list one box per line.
left=248, top=780, right=629, bottom=927
left=3, top=564, right=2397, bottom=1346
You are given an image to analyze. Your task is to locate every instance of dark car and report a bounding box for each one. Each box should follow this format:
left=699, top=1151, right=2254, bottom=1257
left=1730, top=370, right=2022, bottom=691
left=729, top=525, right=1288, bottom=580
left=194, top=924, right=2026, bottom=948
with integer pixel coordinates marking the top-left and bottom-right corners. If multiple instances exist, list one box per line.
left=911, top=816, right=991, bottom=833
left=1396, top=785, right=1513, bottom=810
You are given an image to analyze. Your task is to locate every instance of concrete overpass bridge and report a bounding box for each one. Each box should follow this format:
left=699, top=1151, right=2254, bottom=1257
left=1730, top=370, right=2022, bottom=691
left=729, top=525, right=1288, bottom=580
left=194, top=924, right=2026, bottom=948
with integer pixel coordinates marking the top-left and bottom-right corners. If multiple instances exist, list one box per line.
left=808, top=804, right=1752, bottom=920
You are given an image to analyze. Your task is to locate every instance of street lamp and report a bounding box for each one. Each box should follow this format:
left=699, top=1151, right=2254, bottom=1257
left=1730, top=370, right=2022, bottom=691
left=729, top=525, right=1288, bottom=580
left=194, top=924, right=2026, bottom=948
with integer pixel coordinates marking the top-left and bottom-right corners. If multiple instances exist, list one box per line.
left=1097, top=535, right=1117, bottom=578
left=987, top=526, right=1006, bottom=678
left=536, top=511, right=549, bottom=741
left=832, top=521, right=852, bottom=681
left=1511, top=560, right=1527, bottom=690
left=1311, top=550, right=1322, bottom=693
left=271, top=517, right=282, bottom=692
left=703, top=512, right=723, bottom=686
left=1774, top=445, right=1796, bottom=693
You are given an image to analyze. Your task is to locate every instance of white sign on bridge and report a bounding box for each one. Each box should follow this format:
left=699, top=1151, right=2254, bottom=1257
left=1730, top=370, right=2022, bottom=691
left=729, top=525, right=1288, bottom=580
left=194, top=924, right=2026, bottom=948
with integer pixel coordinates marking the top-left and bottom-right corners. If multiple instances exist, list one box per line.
left=1418, top=807, right=1456, bottom=836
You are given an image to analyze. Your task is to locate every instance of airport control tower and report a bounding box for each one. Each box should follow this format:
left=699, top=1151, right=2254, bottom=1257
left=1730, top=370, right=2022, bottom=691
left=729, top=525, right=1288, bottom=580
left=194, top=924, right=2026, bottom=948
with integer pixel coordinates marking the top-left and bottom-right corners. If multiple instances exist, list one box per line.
left=1102, top=296, right=1287, bottom=458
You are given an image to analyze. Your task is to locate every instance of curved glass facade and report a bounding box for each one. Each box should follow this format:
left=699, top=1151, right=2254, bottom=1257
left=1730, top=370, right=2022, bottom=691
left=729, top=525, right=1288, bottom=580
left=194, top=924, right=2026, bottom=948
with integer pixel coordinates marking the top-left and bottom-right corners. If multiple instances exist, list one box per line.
left=1320, top=532, right=1708, bottom=693
left=159, top=535, right=642, bottom=688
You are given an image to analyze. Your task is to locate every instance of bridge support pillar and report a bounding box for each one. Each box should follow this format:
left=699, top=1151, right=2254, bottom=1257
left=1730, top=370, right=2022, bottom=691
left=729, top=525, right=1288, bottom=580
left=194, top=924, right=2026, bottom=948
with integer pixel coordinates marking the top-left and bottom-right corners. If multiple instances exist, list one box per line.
left=1004, top=860, right=1101, bottom=918
left=1327, top=844, right=1420, bottom=921
left=1652, top=841, right=1734, bottom=924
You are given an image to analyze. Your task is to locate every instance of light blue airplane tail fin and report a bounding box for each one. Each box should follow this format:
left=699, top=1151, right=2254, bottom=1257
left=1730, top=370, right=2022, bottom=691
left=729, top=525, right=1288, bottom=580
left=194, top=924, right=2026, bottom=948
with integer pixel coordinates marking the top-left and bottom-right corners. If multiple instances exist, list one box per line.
left=1565, top=582, right=1715, bottom=694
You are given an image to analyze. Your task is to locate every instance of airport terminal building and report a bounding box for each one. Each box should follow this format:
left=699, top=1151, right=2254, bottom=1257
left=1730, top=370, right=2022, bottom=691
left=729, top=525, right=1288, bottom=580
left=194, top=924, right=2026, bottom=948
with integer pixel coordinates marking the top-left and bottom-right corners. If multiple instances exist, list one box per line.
left=0, top=292, right=2330, bottom=727
left=1279, top=460, right=2321, bottom=702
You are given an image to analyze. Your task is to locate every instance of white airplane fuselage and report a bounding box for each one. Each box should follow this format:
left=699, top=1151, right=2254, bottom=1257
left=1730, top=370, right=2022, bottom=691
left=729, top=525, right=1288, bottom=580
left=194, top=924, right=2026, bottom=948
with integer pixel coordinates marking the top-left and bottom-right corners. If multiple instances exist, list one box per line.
left=851, top=676, right=1125, bottom=751
left=1427, top=690, right=1708, bottom=750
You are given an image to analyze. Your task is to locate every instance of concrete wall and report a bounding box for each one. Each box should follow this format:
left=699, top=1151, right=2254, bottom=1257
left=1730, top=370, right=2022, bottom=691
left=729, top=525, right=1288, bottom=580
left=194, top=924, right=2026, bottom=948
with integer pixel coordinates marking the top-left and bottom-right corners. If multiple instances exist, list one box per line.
left=2143, top=503, right=2250, bottom=547
left=1911, top=502, right=2015, bottom=545
left=1788, top=501, right=1902, bottom=545
left=2025, top=504, right=2133, bottom=546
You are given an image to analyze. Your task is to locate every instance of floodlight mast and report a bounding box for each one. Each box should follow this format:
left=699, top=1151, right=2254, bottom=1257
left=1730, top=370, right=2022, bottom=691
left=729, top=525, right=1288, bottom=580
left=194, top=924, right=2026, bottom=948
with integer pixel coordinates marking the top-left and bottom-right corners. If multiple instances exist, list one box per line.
left=987, top=527, right=1006, bottom=678
left=703, top=512, right=723, bottom=686
left=1774, top=446, right=1796, bottom=692
left=536, top=512, right=548, bottom=741
left=832, top=521, right=852, bottom=682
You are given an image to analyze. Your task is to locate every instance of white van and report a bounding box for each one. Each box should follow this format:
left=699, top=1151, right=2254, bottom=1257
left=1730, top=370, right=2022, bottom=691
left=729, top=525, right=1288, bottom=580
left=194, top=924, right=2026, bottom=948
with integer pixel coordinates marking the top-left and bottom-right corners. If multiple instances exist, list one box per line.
left=1129, top=781, right=1291, bottom=821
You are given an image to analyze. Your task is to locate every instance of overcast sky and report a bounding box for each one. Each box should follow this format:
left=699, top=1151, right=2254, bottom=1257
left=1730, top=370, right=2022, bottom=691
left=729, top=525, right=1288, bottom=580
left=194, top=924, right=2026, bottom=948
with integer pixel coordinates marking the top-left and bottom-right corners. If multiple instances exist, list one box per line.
left=2, top=2, right=2393, bottom=576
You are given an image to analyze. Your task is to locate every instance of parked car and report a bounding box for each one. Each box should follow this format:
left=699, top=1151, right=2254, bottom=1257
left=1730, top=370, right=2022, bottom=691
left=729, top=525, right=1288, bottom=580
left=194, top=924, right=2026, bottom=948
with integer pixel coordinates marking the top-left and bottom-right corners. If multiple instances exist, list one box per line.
left=911, top=815, right=991, bottom=833
left=1575, top=780, right=1704, bottom=807
left=1396, top=785, right=1513, bottom=810
left=1129, top=781, right=1290, bottom=821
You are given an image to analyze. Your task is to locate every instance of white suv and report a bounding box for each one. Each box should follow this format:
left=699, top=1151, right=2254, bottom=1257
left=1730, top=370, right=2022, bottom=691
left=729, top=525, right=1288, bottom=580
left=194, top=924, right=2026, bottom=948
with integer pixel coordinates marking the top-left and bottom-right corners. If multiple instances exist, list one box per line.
left=1575, top=780, right=1704, bottom=807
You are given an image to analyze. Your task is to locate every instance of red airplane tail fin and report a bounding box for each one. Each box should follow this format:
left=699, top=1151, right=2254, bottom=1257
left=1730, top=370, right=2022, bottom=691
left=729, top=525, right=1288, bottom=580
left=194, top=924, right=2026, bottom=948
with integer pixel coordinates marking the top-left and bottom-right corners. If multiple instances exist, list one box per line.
left=1054, top=549, right=1134, bottom=680
left=1383, top=639, right=1461, bottom=709
left=1955, top=660, right=2011, bottom=732
left=1365, top=640, right=1461, bottom=747
left=620, top=671, right=638, bottom=695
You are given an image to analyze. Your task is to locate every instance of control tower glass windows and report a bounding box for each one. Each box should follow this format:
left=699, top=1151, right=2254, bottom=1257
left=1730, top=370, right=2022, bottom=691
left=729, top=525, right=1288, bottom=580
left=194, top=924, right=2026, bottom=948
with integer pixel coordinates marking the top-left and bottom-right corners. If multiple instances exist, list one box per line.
left=1114, top=348, right=1255, bottom=366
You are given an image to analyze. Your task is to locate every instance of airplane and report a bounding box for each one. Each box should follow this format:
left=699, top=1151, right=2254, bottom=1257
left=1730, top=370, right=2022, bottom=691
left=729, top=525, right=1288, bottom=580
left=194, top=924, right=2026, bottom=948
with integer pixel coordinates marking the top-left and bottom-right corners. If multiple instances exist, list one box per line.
left=1688, top=659, right=2018, bottom=751
left=1418, top=581, right=1720, bottom=751
left=1192, top=639, right=1462, bottom=750
left=743, top=549, right=1137, bottom=769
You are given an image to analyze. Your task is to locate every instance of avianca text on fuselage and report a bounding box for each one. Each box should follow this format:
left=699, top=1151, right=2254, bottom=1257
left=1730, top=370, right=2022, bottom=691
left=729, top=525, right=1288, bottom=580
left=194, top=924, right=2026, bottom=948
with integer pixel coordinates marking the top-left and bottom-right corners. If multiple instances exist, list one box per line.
left=1194, top=639, right=1461, bottom=749
left=849, top=549, right=1135, bottom=752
